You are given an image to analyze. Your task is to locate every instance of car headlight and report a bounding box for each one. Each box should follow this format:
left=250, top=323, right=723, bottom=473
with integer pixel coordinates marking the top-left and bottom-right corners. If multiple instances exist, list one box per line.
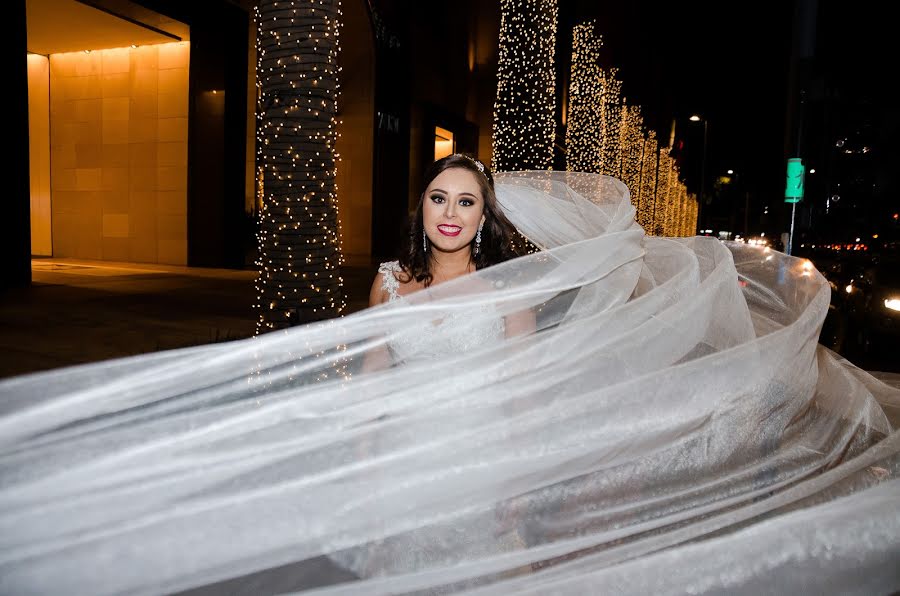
left=885, top=297, right=900, bottom=312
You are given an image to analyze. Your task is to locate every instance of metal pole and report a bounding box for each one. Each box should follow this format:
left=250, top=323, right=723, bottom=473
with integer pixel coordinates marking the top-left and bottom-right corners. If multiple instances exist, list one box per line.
left=788, top=202, right=796, bottom=255
left=698, top=120, right=708, bottom=232
left=744, top=191, right=750, bottom=237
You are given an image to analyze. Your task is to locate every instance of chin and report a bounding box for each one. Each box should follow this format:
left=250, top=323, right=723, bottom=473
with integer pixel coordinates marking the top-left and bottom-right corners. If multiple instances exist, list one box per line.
left=432, top=240, right=473, bottom=253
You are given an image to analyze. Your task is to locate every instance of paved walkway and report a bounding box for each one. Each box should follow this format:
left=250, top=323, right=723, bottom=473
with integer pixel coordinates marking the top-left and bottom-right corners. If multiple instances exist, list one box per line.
left=0, top=258, right=376, bottom=379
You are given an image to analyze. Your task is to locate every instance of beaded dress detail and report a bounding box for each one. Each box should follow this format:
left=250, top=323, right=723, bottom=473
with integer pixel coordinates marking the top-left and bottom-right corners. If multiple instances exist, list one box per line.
left=378, top=261, right=505, bottom=362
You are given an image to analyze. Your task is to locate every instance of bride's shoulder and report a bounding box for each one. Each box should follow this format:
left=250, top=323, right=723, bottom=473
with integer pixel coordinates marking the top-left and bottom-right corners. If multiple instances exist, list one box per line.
left=378, top=260, right=402, bottom=275
left=370, top=261, right=405, bottom=306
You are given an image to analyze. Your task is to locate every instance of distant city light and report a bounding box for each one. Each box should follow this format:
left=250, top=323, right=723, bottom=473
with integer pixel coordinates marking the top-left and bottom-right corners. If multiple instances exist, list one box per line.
left=689, top=115, right=701, bottom=122
left=809, top=168, right=816, bottom=174
left=727, top=169, right=734, bottom=175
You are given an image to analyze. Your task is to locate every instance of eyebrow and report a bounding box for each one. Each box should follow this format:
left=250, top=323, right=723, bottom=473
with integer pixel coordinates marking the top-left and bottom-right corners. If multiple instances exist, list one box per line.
left=431, top=188, right=479, bottom=199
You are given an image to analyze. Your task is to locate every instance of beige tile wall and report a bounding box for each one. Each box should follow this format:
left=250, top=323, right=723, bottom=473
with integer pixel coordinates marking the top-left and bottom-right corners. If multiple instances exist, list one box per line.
left=47, top=42, right=190, bottom=264
left=28, top=54, right=52, bottom=256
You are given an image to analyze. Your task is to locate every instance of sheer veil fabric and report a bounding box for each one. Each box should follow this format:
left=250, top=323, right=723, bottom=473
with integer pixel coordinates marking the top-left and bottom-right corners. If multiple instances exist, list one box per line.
left=1, top=172, right=898, bottom=595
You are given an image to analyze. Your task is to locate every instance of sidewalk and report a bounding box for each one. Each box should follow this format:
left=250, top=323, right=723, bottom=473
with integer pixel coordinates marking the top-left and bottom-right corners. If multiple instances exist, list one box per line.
left=0, top=258, right=376, bottom=379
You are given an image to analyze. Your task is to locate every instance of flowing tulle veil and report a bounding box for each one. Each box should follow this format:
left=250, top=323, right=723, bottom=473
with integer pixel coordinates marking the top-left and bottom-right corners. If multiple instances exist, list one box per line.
left=1, top=172, right=898, bottom=595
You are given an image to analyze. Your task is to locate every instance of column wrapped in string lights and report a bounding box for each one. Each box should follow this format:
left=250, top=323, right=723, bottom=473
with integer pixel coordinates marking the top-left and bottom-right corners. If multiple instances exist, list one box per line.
left=565, top=21, right=603, bottom=173
left=670, top=180, right=683, bottom=236
left=688, top=194, right=698, bottom=235
left=686, top=190, right=695, bottom=236
left=255, top=0, right=345, bottom=333
left=493, top=0, right=558, bottom=172
left=619, top=103, right=644, bottom=211
left=678, top=184, right=689, bottom=236
left=599, top=69, right=623, bottom=177
left=656, top=147, right=677, bottom=236
left=654, top=149, right=672, bottom=236
left=665, top=156, right=680, bottom=236
left=636, top=130, right=658, bottom=231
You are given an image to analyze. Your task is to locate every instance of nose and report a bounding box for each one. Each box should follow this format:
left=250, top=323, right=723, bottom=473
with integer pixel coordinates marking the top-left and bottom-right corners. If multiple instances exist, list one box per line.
left=444, top=200, right=457, bottom=219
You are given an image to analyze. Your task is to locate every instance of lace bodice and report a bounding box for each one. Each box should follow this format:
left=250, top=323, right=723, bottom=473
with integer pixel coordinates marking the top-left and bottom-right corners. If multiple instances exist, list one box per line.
left=378, top=261, right=505, bottom=362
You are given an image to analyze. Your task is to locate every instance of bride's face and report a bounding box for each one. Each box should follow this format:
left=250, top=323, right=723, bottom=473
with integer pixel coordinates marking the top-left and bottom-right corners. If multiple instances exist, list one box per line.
left=422, top=168, right=486, bottom=255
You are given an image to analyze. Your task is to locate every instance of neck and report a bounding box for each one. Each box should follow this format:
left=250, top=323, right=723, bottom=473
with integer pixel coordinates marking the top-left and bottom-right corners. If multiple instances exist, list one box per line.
left=429, top=248, right=473, bottom=278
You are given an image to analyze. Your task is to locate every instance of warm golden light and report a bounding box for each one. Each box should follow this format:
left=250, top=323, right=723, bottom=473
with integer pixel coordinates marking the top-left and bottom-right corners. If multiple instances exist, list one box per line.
left=566, top=21, right=604, bottom=173
left=492, top=0, right=558, bottom=172
left=434, top=126, right=455, bottom=161
left=561, top=23, right=697, bottom=236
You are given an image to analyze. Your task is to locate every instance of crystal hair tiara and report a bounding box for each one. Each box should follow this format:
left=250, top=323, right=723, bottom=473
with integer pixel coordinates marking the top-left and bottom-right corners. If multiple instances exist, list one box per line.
left=454, top=153, right=485, bottom=173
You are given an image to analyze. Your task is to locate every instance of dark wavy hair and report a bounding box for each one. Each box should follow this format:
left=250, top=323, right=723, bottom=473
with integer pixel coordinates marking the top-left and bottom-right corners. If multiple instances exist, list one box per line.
left=398, top=154, right=522, bottom=287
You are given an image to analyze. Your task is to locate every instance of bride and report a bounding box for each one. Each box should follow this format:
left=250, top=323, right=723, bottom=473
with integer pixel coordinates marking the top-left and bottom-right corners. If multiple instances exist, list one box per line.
left=368, top=154, right=533, bottom=366
left=0, top=163, right=898, bottom=595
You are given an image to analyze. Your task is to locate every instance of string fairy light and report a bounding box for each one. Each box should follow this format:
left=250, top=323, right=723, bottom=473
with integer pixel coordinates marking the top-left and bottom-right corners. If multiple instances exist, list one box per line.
left=679, top=181, right=690, bottom=236
left=690, top=194, right=698, bottom=235
left=492, top=0, right=558, bottom=172
left=636, top=130, right=658, bottom=231
left=620, top=103, right=644, bottom=210
left=654, top=149, right=672, bottom=236
left=561, top=19, right=706, bottom=238
left=673, top=184, right=682, bottom=236
left=565, top=21, right=603, bottom=173
left=254, top=0, right=346, bottom=334
left=599, top=69, right=623, bottom=177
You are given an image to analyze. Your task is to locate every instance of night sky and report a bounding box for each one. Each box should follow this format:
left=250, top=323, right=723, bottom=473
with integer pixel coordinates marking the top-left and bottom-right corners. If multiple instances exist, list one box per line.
left=563, top=1, right=795, bottom=200
left=562, top=1, right=895, bottom=233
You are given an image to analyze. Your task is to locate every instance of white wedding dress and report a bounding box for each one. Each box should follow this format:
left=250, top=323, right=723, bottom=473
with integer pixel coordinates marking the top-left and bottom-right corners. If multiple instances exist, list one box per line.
left=1, top=171, right=898, bottom=596
left=378, top=260, right=506, bottom=363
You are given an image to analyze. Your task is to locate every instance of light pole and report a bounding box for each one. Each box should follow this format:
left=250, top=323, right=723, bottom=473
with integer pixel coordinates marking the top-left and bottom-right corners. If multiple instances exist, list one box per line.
left=690, top=115, right=708, bottom=233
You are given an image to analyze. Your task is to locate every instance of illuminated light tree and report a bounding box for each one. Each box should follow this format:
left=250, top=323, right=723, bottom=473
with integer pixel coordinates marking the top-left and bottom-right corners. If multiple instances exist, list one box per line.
left=691, top=195, right=699, bottom=235
left=599, top=69, right=623, bottom=177
left=672, top=182, right=684, bottom=236
left=678, top=183, right=689, bottom=236
left=493, top=0, right=558, bottom=172
left=565, top=21, right=603, bottom=173
left=666, top=156, right=681, bottom=236
left=255, top=0, right=345, bottom=333
left=654, top=149, right=672, bottom=235
left=665, top=171, right=678, bottom=236
left=636, top=130, right=658, bottom=231
left=619, top=103, right=645, bottom=212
